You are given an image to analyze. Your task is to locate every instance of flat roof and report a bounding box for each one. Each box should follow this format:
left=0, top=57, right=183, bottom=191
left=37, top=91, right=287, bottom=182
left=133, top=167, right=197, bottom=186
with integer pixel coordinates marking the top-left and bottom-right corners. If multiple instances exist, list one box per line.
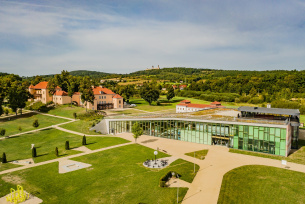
left=238, top=106, right=300, bottom=116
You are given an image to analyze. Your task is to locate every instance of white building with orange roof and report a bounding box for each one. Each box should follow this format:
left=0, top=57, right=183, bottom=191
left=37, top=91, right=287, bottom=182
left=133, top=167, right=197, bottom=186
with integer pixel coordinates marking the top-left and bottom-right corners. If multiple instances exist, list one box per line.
left=85, top=86, right=123, bottom=110
left=29, top=82, right=123, bottom=110
left=28, top=81, right=61, bottom=104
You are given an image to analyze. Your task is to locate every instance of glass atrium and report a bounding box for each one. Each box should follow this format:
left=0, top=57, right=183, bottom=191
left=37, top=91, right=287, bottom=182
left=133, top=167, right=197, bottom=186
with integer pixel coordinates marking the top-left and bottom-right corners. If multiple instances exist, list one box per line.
left=109, top=119, right=287, bottom=156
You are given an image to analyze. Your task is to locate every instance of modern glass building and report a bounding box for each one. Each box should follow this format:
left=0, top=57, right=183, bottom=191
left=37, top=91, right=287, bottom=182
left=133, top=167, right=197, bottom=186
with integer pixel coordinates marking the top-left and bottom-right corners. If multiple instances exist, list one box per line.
left=98, top=107, right=300, bottom=157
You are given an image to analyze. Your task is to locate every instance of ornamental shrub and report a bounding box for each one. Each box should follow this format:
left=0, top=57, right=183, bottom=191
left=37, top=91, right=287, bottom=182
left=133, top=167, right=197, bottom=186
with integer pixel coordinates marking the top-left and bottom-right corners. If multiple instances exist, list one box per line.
left=2, top=152, right=7, bottom=163
left=55, top=147, right=59, bottom=157
left=82, top=135, right=87, bottom=145
left=33, top=119, right=39, bottom=128
left=32, top=147, right=37, bottom=157
left=65, top=141, right=70, bottom=150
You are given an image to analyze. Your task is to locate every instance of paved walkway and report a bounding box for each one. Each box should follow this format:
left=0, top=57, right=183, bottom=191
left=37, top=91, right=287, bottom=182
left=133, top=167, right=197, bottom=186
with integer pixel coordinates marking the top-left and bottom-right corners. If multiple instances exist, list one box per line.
left=116, top=133, right=305, bottom=204
left=0, top=142, right=131, bottom=175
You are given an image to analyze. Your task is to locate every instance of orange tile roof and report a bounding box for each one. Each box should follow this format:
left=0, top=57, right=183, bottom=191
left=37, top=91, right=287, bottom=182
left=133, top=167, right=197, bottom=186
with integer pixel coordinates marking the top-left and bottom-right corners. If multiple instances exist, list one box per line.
left=32, top=81, right=48, bottom=89
left=179, top=85, right=187, bottom=88
left=93, top=86, right=115, bottom=95
left=177, top=103, right=213, bottom=108
left=113, top=94, right=123, bottom=99
left=30, top=81, right=61, bottom=90
left=180, top=100, right=191, bottom=103
left=73, top=92, right=80, bottom=95
left=211, top=101, right=221, bottom=105
left=54, top=90, right=68, bottom=96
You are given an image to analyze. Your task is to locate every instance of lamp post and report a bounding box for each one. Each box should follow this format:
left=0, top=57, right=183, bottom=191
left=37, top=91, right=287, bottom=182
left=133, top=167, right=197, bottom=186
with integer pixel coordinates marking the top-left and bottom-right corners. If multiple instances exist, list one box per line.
left=154, top=150, right=158, bottom=165
left=172, top=172, right=179, bottom=203
left=194, top=151, right=195, bottom=173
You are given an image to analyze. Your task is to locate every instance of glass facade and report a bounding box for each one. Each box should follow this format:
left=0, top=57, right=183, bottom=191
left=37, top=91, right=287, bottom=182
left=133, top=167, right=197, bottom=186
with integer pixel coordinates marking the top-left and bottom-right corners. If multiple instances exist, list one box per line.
left=109, top=120, right=287, bottom=156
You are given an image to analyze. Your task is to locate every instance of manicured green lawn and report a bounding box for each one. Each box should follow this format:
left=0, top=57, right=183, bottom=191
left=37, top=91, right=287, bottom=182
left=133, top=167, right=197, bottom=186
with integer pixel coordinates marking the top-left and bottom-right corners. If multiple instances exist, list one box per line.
left=0, top=128, right=129, bottom=164
left=0, top=113, right=69, bottom=136
left=185, top=149, right=209, bottom=160
left=129, top=96, right=255, bottom=112
left=229, top=140, right=305, bottom=165
left=218, top=165, right=305, bottom=204
left=0, top=163, right=22, bottom=171
left=47, top=104, right=87, bottom=119
left=0, top=144, right=199, bottom=203
left=59, top=120, right=102, bottom=135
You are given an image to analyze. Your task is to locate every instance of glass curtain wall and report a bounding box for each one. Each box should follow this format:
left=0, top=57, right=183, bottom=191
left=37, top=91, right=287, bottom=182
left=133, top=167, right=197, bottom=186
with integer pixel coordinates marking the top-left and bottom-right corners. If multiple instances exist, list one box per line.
left=109, top=120, right=286, bottom=156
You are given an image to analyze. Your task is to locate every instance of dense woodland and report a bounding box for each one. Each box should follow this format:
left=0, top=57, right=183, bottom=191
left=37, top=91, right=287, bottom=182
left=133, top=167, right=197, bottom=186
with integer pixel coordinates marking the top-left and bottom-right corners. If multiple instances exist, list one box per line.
left=1, top=68, right=305, bottom=114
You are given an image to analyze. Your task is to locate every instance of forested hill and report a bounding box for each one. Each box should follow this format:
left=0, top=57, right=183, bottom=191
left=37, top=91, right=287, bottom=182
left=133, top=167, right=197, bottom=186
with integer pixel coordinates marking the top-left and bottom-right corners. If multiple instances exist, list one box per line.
left=70, top=70, right=119, bottom=78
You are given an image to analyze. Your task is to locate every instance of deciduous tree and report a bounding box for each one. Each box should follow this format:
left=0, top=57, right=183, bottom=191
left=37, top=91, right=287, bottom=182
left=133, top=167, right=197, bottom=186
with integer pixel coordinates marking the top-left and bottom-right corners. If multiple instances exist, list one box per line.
left=132, top=122, right=143, bottom=143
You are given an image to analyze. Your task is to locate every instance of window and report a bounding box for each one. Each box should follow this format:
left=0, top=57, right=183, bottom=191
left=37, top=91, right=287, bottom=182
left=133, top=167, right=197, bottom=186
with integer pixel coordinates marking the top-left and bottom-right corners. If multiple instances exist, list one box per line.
left=119, top=105, right=121, bottom=108
left=99, top=96, right=101, bottom=99
left=119, top=100, right=121, bottom=104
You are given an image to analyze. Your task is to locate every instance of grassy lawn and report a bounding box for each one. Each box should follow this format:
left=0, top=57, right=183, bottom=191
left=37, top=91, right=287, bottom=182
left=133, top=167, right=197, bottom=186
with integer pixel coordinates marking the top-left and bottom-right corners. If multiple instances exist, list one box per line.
left=229, top=140, right=305, bottom=165
left=0, top=163, right=22, bottom=171
left=0, top=128, right=129, bottom=164
left=129, top=96, right=255, bottom=112
left=0, top=112, right=69, bottom=136
left=218, top=165, right=305, bottom=204
left=185, top=149, right=209, bottom=160
left=59, top=120, right=102, bottom=135
left=0, top=144, right=199, bottom=203
left=47, top=104, right=87, bottom=119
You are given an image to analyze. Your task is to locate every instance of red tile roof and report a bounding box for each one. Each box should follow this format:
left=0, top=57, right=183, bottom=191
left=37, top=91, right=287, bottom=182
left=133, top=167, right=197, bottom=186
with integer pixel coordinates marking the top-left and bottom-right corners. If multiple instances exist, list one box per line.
left=113, top=94, right=123, bottom=99
left=211, top=101, right=221, bottom=105
left=177, top=103, right=214, bottom=108
left=92, top=86, right=115, bottom=95
left=73, top=92, right=80, bottom=95
left=32, top=81, right=48, bottom=89
left=30, top=81, right=61, bottom=90
left=179, top=85, right=187, bottom=88
left=180, top=100, right=191, bottom=103
left=54, top=90, right=68, bottom=96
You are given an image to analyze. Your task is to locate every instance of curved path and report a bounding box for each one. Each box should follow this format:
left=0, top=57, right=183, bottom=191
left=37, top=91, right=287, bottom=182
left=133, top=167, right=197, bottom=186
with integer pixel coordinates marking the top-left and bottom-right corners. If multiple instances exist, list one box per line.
left=116, top=133, right=305, bottom=204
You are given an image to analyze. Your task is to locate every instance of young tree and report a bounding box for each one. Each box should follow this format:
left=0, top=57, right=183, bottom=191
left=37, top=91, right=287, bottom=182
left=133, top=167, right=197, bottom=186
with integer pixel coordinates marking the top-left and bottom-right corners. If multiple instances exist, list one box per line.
left=32, top=147, right=37, bottom=157
left=48, top=78, right=57, bottom=96
left=65, top=141, right=70, bottom=150
left=33, top=119, right=39, bottom=128
left=73, top=112, right=77, bottom=120
left=131, top=122, right=143, bottom=143
left=167, top=85, right=175, bottom=101
left=55, top=147, right=59, bottom=157
left=0, top=128, right=6, bottom=137
left=82, top=135, right=87, bottom=145
left=2, top=152, right=7, bottom=163
left=140, top=83, right=160, bottom=105
left=7, top=81, right=29, bottom=115
left=79, top=77, right=95, bottom=112
left=67, top=77, right=76, bottom=107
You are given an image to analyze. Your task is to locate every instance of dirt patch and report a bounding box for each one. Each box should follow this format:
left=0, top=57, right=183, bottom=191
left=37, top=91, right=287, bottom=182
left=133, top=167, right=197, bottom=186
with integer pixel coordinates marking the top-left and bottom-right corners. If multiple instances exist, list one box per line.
left=2, top=174, right=24, bottom=185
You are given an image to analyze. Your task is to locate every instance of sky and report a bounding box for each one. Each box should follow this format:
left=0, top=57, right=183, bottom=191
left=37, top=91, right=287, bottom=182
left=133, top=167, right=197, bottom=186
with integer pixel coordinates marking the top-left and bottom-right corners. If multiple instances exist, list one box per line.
left=0, top=0, right=305, bottom=76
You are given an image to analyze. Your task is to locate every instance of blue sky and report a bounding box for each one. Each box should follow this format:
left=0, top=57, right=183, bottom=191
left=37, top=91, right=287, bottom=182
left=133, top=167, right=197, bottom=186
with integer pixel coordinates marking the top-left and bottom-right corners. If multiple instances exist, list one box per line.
left=0, top=0, right=305, bottom=76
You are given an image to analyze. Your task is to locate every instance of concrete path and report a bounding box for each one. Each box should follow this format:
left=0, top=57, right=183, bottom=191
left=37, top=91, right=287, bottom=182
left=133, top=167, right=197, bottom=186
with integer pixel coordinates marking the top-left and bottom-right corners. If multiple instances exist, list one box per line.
left=115, top=133, right=305, bottom=204
left=0, top=120, right=75, bottom=140
left=0, top=142, right=132, bottom=175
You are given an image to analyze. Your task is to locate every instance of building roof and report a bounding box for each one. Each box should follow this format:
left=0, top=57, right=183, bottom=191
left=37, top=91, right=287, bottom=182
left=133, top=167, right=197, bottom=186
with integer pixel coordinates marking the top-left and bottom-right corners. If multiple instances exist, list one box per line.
left=113, top=94, right=123, bottom=99
left=73, top=92, right=80, bottom=95
left=93, top=86, right=115, bottom=95
left=180, top=100, right=191, bottom=103
left=177, top=103, right=214, bottom=109
left=30, top=81, right=61, bottom=90
left=31, top=81, right=48, bottom=89
left=238, top=106, right=300, bottom=116
left=211, top=101, right=221, bottom=105
left=179, top=85, right=187, bottom=88
left=54, top=90, right=68, bottom=96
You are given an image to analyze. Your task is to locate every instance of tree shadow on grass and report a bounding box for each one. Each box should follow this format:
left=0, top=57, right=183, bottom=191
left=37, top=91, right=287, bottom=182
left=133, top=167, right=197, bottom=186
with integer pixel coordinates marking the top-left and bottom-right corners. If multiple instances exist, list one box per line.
left=0, top=112, right=38, bottom=122
left=35, top=153, right=49, bottom=158
left=86, top=142, right=97, bottom=145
